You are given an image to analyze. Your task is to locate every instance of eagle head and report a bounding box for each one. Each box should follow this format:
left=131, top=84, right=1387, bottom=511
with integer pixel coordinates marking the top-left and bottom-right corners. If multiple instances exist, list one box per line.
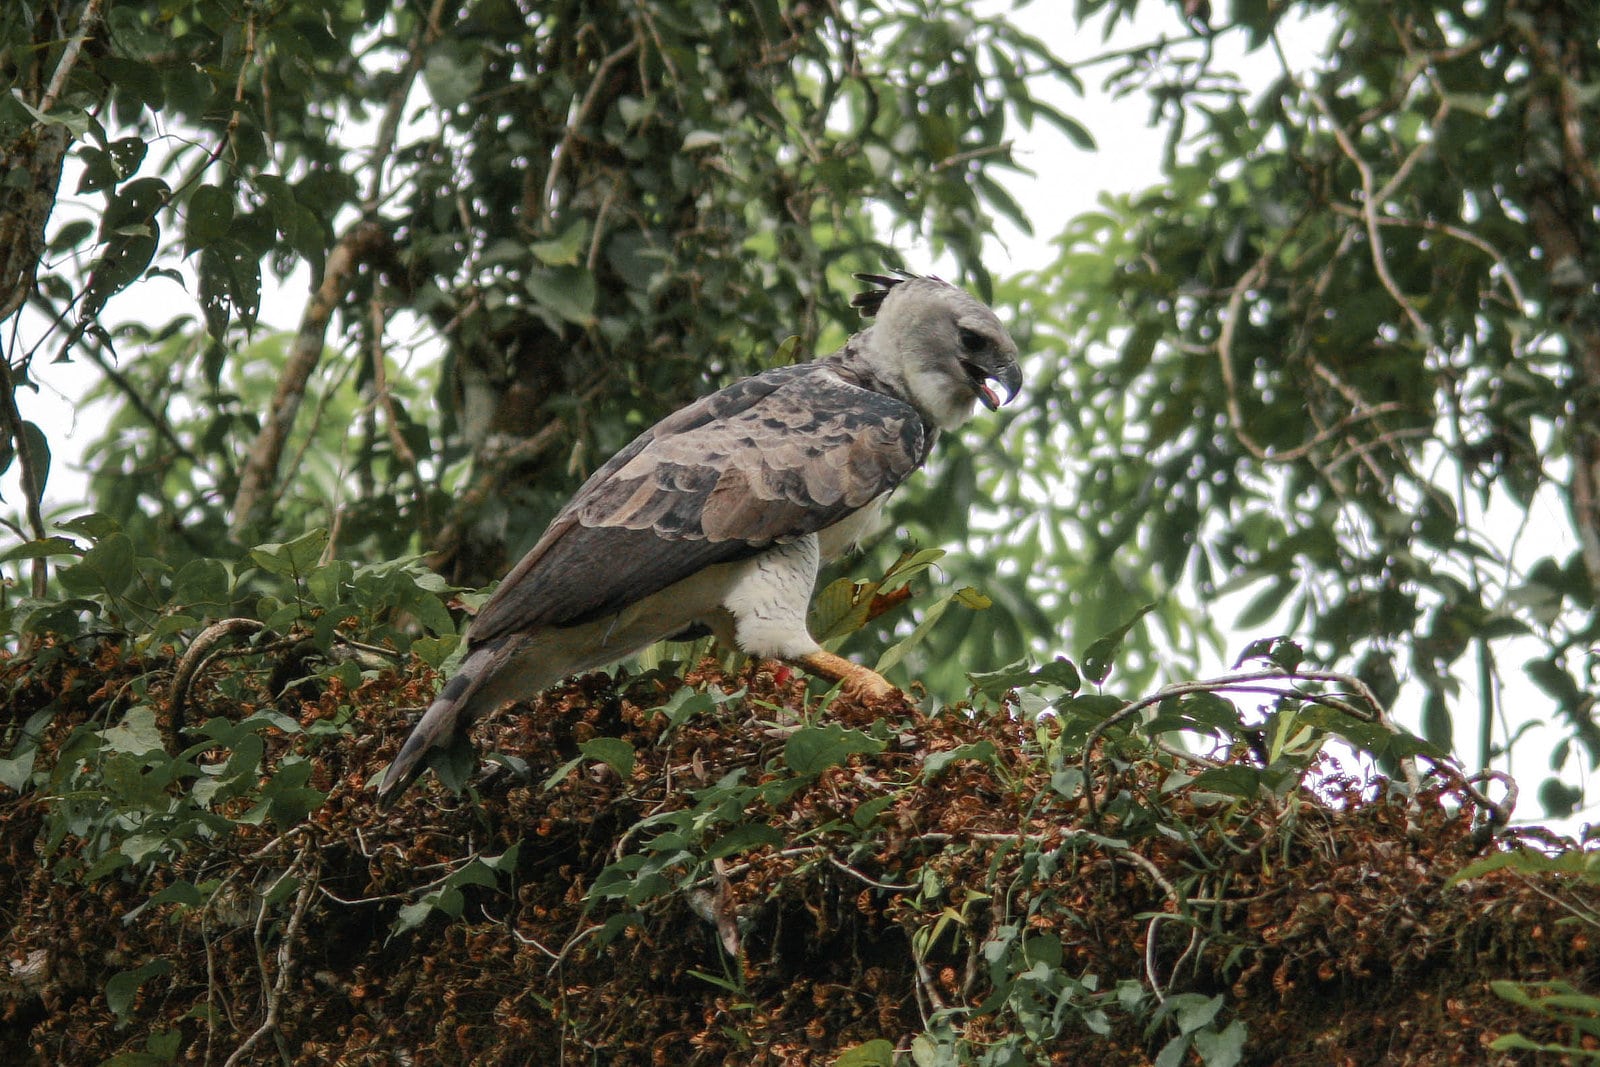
left=852, top=272, right=1023, bottom=431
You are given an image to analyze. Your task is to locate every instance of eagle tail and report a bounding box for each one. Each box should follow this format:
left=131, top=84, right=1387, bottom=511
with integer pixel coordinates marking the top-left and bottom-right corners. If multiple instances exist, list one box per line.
left=376, top=639, right=514, bottom=809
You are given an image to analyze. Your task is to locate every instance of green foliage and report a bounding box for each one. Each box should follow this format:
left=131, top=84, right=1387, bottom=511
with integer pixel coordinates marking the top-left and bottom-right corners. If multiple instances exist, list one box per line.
left=1451, top=842, right=1600, bottom=1058
left=1001, top=0, right=1600, bottom=814
left=391, top=845, right=522, bottom=937
left=3, top=0, right=1074, bottom=589
left=544, top=615, right=1449, bottom=1062
left=1487, top=981, right=1600, bottom=1058
left=4, top=520, right=456, bottom=885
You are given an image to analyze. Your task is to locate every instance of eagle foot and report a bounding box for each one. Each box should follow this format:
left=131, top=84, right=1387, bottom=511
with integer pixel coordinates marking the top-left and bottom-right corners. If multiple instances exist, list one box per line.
left=789, top=650, right=901, bottom=703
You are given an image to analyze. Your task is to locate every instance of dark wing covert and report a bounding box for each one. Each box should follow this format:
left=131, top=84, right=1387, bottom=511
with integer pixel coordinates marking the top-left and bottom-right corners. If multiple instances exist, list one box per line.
left=467, top=365, right=927, bottom=642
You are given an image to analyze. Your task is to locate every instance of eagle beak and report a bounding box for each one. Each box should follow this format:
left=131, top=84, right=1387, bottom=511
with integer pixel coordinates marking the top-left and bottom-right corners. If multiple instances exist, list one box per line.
left=975, top=360, right=1023, bottom=411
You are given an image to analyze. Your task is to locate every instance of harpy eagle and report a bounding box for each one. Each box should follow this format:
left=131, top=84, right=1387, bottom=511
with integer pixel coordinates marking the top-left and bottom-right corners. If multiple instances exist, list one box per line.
left=377, top=272, right=1022, bottom=808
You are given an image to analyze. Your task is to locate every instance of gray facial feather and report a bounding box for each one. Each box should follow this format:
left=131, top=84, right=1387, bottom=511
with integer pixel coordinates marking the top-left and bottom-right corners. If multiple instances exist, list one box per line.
left=841, top=276, right=1022, bottom=430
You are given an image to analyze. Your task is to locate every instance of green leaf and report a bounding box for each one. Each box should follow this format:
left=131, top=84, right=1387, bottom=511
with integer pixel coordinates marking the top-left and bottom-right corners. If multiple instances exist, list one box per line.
left=874, top=590, right=955, bottom=673
left=241, top=761, right=325, bottom=827
left=412, top=634, right=459, bottom=669
left=1193, top=1019, right=1248, bottom=1067
left=14, top=95, right=90, bottom=136
left=1446, top=847, right=1600, bottom=888
left=657, top=687, right=718, bottom=731
left=580, top=737, right=636, bottom=779
left=1232, top=636, right=1304, bottom=674
left=445, top=859, right=502, bottom=891
left=18, top=420, right=51, bottom=510
left=525, top=265, right=597, bottom=325
left=878, top=548, right=946, bottom=593
left=57, top=531, right=135, bottom=596
left=106, top=958, right=172, bottom=1024
left=952, top=586, right=991, bottom=610
left=0, top=535, right=82, bottom=562
left=391, top=900, right=434, bottom=935
left=1081, top=604, right=1155, bottom=685
left=48, top=218, right=95, bottom=252
left=1154, top=1036, right=1191, bottom=1067
left=253, top=175, right=325, bottom=269
left=682, top=129, right=723, bottom=151
left=423, top=43, right=485, bottom=109
left=1235, top=577, right=1293, bottom=630
left=1148, top=692, right=1240, bottom=735
left=923, top=740, right=998, bottom=779
left=173, top=557, right=231, bottom=607
left=185, top=183, right=234, bottom=252
left=0, top=750, right=37, bottom=791
left=307, top=559, right=353, bottom=608
left=852, top=793, right=897, bottom=829
left=810, top=578, right=874, bottom=643
left=249, top=528, right=328, bottom=577
left=100, top=707, right=165, bottom=756
left=1183, top=766, right=1266, bottom=800
left=834, top=1039, right=897, bottom=1067
left=529, top=221, right=588, bottom=266
left=969, top=656, right=1081, bottom=698
left=541, top=754, right=585, bottom=790
left=197, top=238, right=262, bottom=334
left=145, top=881, right=204, bottom=909
left=1420, top=689, right=1453, bottom=752
left=1538, top=776, right=1583, bottom=818
left=705, top=823, right=783, bottom=860
left=1174, top=993, right=1224, bottom=1035
left=784, top=724, right=886, bottom=775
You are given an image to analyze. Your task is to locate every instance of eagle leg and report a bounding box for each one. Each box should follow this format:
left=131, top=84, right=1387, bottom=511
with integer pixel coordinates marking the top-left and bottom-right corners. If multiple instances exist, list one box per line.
left=789, top=650, right=898, bottom=701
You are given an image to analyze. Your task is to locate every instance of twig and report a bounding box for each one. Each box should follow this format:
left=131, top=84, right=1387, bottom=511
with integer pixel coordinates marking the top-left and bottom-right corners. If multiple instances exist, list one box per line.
left=929, top=140, right=1015, bottom=174
left=0, top=356, right=49, bottom=599
left=1081, top=668, right=1394, bottom=821
left=1114, top=849, right=1182, bottom=909
left=541, top=37, right=642, bottom=224
left=82, top=344, right=202, bottom=465
left=425, top=416, right=572, bottom=576
left=1326, top=204, right=1528, bottom=313
left=223, top=856, right=319, bottom=1067
left=229, top=221, right=390, bottom=537
left=38, top=0, right=106, bottom=113
left=913, top=956, right=949, bottom=1020
left=1302, top=83, right=1444, bottom=349
left=1214, top=252, right=1274, bottom=463
left=169, top=618, right=268, bottom=739
left=367, top=295, right=432, bottom=540
left=826, top=854, right=917, bottom=893
left=1144, top=913, right=1173, bottom=1004
left=363, top=0, right=450, bottom=211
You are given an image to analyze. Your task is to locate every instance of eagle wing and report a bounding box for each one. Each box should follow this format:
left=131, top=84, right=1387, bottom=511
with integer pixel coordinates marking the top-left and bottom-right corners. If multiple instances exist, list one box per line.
left=466, top=363, right=928, bottom=645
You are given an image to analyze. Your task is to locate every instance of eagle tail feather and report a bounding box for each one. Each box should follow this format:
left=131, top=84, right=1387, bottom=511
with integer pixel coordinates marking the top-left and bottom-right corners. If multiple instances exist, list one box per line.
left=376, top=639, right=515, bottom=809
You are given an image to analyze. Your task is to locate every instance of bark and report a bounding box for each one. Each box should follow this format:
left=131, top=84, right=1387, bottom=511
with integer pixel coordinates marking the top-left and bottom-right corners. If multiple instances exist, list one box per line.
left=0, top=123, right=71, bottom=327
left=228, top=221, right=391, bottom=540
left=0, top=0, right=103, bottom=325
left=1518, top=1, right=1600, bottom=594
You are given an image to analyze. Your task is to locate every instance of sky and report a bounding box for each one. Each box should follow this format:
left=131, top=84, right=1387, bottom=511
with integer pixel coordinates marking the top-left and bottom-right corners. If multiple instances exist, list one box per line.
left=4, top=2, right=1587, bottom=832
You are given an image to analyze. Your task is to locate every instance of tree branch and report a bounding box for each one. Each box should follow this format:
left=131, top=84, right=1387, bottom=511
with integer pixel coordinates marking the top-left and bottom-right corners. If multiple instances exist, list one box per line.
left=228, top=221, right=390, bottom=539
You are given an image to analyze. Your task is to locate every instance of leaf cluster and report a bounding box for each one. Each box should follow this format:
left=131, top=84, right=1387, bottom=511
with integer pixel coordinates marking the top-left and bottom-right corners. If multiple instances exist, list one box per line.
left=1003, top=0, right=1600, bottom=813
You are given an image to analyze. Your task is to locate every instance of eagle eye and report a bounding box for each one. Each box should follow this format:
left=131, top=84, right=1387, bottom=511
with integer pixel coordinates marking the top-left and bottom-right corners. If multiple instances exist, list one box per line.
left=957, top=327, right=987, bottom=354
